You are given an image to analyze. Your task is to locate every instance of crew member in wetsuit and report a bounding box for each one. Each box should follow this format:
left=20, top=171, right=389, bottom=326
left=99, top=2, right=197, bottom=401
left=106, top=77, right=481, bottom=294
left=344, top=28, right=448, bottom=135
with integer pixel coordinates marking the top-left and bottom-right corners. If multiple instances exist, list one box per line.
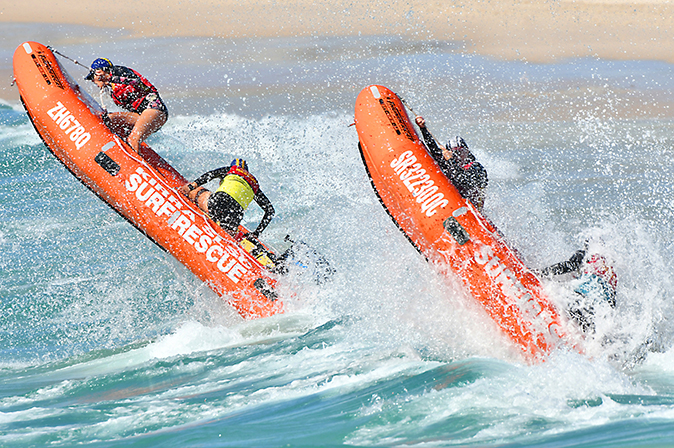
left=179, top=159, right=275, bottom=239
left=85, top=58, right=168, bottom=153
left=540, top=245, right=618, bottom=333
left=414, top=116, right=488, bottom=211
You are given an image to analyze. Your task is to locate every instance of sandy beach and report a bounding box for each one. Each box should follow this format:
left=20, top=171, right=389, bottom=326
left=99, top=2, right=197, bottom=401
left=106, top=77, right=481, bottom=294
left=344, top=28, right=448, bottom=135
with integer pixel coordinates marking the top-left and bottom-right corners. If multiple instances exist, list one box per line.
left=2, top=0, right=674, bottom=116
left=2, top=0, right=674, bottom=64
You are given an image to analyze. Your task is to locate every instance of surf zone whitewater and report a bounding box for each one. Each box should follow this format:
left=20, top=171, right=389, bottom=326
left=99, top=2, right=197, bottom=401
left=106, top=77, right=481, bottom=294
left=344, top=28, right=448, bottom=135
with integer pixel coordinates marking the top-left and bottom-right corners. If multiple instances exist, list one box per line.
left=2, top=29, right=674, bottom=447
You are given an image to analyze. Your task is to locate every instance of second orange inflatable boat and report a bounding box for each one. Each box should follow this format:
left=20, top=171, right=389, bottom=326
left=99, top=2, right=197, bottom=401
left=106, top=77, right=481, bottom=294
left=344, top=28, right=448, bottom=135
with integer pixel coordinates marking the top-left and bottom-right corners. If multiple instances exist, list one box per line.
left=355, top=85, right=580, bottom=362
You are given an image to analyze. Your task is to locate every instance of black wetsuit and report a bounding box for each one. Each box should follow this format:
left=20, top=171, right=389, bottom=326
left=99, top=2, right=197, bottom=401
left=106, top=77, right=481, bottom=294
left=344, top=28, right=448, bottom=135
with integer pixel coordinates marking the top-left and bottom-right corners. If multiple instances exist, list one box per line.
left=540, top=248, right=617, bottom=333
left=418, top=127, right=488, bottom=208
left=540, top=249, right=586, bottom=277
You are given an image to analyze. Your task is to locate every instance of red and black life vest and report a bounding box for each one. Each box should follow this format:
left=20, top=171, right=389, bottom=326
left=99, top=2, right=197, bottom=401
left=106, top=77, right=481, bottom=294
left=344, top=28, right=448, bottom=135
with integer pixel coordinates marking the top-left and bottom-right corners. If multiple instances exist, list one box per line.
left=108, top=66, right=159, bottom=114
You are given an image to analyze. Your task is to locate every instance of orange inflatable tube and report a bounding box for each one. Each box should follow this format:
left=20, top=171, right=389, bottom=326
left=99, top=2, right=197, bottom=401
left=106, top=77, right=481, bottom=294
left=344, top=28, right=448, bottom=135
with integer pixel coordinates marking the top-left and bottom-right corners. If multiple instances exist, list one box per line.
left=355, top=85, right=579, bottom=361
left=13, top=41, right=283, bottom=319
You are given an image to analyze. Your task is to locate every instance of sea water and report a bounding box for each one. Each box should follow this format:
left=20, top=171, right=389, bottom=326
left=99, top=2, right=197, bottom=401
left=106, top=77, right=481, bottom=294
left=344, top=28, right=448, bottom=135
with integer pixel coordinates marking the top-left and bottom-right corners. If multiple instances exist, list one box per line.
left=2, top=23, right=674, bottom=447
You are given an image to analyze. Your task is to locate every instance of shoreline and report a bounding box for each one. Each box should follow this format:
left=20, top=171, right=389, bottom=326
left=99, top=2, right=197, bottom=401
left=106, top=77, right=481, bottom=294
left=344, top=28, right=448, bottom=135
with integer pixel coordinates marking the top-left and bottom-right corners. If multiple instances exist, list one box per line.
left=2, top=1, right=674, bottom=118
left=2, top=1, right=674, bottom=64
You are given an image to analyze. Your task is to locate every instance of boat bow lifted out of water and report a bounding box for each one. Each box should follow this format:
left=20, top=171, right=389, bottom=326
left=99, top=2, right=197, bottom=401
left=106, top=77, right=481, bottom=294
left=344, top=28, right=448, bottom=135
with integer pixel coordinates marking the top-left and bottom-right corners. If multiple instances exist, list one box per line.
left=354, top=84, right=582, bottom=362
left=13, top=41, right=331, bottom=319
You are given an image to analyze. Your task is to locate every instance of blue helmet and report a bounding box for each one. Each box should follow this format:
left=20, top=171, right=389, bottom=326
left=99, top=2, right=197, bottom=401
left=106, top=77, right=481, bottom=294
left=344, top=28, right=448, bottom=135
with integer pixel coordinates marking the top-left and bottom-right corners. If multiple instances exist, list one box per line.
left=85, top=58, right=113, bottom=80
left=230, top=158, right=248, bottom=171
left=91, top=58, right=113, bottom=70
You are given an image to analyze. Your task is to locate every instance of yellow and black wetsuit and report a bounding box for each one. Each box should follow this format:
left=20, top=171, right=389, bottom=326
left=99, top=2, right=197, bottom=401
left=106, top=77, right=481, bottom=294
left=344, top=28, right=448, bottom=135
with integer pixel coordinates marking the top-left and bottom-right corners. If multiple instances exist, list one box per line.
left=192, top=165, right=274, bottom=236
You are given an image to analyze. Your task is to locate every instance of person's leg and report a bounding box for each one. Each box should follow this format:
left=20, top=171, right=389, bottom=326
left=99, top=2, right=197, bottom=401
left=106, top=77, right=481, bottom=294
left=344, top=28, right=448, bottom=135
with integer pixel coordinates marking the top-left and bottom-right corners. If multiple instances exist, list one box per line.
left=105, top=112, right=139, bottom=138
left=127, top=109, right=167, bottom=152
left=186, top=188, right=211, bottom=215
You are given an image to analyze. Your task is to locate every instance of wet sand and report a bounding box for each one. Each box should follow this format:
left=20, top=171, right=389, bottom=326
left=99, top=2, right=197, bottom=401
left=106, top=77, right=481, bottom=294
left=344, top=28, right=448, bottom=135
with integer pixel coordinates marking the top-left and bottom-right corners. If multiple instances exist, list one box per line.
left=2, top=0, right=674, bottom=64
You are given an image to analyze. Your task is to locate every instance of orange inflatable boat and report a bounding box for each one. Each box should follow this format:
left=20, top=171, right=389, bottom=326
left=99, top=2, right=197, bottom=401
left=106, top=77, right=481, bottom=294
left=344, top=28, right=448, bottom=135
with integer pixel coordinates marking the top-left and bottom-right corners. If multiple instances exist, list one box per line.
left=13, top=41, right=283, bottom=319
left=355, top=85, right=579, bottom=361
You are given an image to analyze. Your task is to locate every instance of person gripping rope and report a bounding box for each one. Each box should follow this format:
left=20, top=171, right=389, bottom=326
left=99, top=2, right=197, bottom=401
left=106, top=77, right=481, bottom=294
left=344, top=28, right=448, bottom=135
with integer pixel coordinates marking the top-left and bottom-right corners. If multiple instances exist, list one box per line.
left=180, top=159, right=275, bottom=239
left=85, top=58, right=168, bottom=153
left=414, top=116, right=488, bottom=211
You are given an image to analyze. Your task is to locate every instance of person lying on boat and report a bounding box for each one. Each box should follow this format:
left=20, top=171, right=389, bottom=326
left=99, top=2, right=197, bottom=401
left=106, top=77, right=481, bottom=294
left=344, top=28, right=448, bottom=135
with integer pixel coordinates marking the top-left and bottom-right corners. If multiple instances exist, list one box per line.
left=179, top=158, right=275, bottom=240
left=85, top=58, right=168, bottom=153
left=414, top=116, right=488, bottom=211
left=539, top=245, right=618, bottom=333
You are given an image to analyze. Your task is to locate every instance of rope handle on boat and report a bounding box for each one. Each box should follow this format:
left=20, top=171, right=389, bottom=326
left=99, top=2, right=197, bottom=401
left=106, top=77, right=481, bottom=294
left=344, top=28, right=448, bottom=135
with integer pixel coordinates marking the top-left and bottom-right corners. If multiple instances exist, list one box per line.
left=46, top=46, right=110, bottom=113
left=47, top=46, right=91, bottom=70
left=399, top=96, right=419, bottom=117
left=399, top=95, right=440, bottom=143
left=400, top=95, right=426, bottom=128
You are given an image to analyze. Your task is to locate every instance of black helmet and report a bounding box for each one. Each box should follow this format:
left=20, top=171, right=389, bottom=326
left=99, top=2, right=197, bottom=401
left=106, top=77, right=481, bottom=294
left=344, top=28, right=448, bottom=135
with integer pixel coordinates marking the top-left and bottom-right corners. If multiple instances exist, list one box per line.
left=447, top=136, right=468, bottom=150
